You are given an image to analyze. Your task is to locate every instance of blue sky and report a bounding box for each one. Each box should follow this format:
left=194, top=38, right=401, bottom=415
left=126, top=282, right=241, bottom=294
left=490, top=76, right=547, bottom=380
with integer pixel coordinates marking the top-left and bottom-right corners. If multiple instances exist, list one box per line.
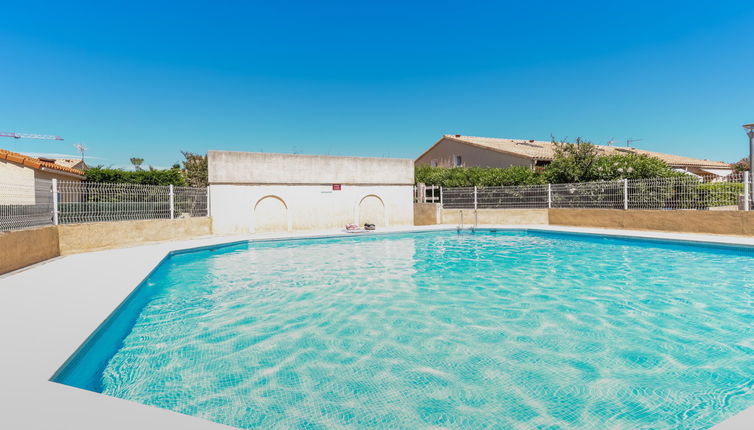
left=1, top=1, right=753, bottom=169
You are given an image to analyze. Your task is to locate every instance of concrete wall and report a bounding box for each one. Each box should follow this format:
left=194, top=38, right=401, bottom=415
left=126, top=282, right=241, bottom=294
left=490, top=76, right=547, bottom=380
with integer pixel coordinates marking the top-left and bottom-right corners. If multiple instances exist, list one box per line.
left=549, top=209, right=754, bottom=236
left=57, top=217, right=213, bottom=255
left=209, top=151, right=415, bottom=234
left=439, top=208, right=549, bottom=225
left=414, top=203, right=440, bottom=226
left=0, top=218, right=213, bottom=275
left=0, top=226, right=60, bottom=275
left=416, top=138, right=532, bottom=168
left=211, top=184, right=413, bottom=234
left=209, top=151, right=414, bottom=185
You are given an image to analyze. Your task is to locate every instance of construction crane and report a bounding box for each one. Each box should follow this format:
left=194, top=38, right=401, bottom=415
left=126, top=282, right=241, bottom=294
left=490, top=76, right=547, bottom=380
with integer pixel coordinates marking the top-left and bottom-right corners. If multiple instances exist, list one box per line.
left=0, top=132, right=64, bottom=141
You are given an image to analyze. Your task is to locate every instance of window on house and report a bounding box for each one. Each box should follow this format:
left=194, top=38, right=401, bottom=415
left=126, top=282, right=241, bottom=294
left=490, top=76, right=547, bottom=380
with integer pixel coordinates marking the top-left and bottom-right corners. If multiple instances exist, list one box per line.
left=453, top=155, right=463, bottom=167
left=430, top=159, right=438, bottom=167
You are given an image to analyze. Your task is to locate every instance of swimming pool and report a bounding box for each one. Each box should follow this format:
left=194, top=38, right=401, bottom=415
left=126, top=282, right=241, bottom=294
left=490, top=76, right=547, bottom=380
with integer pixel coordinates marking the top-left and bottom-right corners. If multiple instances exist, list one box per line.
left=53, top=229, right=754, bottom=429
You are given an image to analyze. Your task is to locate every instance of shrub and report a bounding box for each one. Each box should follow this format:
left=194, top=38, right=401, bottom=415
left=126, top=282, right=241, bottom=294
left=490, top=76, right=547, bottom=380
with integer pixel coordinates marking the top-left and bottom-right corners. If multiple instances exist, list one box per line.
left=415, top=165, right=545, bottom=187
left=85, top=166, right=187, bottom=186
left=544, top=138, right=679, bottom=183
left=590, top=153, right=679, bottom=181
left=543, top=138, right=600, bottom=183
left=698, top=182, right=743, bottom=207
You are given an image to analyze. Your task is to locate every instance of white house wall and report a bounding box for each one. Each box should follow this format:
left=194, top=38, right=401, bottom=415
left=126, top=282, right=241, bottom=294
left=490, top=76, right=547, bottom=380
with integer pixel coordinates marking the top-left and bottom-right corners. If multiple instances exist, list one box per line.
left=210, top=184, right=413, bottom=234
left=207, top=151, right=415, bottom=234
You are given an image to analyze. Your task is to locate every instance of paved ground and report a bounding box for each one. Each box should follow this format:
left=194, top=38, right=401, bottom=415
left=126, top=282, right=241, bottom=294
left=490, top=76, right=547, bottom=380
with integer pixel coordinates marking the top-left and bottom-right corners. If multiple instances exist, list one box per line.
left=1, top=225, right=752, bottom=429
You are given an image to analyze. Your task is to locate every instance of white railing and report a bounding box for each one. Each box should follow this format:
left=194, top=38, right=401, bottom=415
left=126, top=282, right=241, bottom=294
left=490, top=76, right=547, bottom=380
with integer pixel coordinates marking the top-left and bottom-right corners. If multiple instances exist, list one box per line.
left=1, top=180, right=208, bottom=232
left=427, top=173, right=751, bottom=211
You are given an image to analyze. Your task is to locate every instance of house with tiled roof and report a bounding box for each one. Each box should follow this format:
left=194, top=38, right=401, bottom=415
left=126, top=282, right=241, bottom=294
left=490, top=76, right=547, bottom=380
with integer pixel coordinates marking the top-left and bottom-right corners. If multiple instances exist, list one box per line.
left=416, top=135, right=733, bottom=177
left=0, top=149, right=86, bottom=204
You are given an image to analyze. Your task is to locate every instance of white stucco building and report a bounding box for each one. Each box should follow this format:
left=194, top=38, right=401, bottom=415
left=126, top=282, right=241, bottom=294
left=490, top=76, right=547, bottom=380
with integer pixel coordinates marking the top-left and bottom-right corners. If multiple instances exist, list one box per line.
left=208, top=151, right=414, bottom=234
left=0, top=149, right=86, bottom=204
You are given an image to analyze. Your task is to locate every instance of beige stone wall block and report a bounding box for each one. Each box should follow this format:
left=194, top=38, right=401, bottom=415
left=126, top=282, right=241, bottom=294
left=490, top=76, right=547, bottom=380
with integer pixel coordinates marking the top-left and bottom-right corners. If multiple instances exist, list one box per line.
left=57, top=217, right=213, bottom=255
left=548, top=209, right=625, bottom=228
left=413, top=203, right=440, bottom=226
left=0, top=226, right=60, bottom=275
left=439, top=209, right=548, bottom=225
left=742, top=212, right=754, bottom=236
left=622, top=210, right=742, bottom=235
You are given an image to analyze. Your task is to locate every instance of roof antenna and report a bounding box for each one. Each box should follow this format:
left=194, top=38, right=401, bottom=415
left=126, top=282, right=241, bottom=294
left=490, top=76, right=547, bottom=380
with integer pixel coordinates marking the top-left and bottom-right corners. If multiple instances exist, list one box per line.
left=626, top=137, right=642, bottom=148
left=74, top=144, right=88, bottom=161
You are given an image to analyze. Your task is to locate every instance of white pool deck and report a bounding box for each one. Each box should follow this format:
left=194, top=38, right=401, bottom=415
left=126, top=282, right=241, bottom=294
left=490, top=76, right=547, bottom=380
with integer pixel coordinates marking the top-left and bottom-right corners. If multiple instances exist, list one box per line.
left=1, top=224, right=753, bottom=429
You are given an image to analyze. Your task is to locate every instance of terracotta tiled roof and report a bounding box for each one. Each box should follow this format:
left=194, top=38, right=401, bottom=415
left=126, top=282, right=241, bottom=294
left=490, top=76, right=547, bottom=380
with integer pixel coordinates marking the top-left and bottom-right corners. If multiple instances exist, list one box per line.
left=51, top=159, right=86, bottom=170
left=0, top=149, right=85, bottom=176
left=429, top=135, right=731, bottom=169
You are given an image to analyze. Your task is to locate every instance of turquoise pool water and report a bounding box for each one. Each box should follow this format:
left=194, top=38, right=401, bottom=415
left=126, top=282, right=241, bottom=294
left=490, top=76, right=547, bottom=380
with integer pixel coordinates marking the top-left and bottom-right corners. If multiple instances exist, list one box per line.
left=54, top=230, right=754, bottom=429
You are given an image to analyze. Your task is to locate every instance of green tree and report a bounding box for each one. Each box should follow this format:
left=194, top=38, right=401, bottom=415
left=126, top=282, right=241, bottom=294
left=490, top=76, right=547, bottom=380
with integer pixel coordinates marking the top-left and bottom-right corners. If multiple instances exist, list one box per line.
left=129, top=157, right=144, bottom=171
left=543, top=138, right=600, bottom=183
left=181, top=151, right=208, bottom=187
left=732, top=157, right=749, bottom=173
left=544, top=138, right=679, bottom=183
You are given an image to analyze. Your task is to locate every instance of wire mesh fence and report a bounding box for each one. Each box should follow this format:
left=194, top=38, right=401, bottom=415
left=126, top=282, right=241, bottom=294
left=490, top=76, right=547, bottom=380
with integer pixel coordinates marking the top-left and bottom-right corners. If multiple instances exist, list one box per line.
left=174, top=186, right=209, bottom=218
left=58, top=181, right=172, bottom=224
left=0, top=179, right=54, bottom=231
left=428, top=173, right=750, bottom=211
left=626, top=176, right=745, bottom=210
left=478, top=184, right=549, bottom=209
left=442, top=187, right=476, bottom=209
left=551, top=180, right=625, bottom=209
left=1, top=179, right=208, bottom=232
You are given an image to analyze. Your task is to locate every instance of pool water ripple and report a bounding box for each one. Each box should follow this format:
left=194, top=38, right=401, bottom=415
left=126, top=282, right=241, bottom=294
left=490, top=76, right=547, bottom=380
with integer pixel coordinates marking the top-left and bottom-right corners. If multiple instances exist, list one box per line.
left=91, top=231, right=754, bottom=429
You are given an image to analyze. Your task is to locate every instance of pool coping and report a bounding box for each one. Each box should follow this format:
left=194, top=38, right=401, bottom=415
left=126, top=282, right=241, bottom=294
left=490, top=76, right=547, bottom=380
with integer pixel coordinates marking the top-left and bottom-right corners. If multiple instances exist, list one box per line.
left=0, top=224, right=752, bottom=430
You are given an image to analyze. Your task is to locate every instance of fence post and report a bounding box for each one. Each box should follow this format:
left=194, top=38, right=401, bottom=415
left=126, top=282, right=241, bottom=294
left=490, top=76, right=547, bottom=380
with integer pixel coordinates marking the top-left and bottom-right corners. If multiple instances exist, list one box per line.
left=473, top=186, right=478, bottom=210
left=623, top=179, right=629, bottom=210
left=745, top=172, right=750, bottom=211
left=169, top=185, right=175, bottom=219
left=439, top=186, right=443, bottom=208
left=52, top=178, right=59, bottom=225
left=547, top=183, right=552, bottom=209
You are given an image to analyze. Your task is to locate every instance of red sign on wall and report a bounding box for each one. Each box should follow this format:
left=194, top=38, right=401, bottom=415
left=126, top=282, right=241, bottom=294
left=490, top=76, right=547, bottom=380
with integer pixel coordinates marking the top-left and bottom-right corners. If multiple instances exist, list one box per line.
left=332, top=184, right=342, bottom=191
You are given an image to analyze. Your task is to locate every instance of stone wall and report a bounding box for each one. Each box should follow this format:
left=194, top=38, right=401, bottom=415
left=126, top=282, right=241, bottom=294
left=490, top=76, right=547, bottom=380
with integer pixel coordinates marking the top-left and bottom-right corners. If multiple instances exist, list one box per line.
left=57, top=217, right=213, bottom=255
left=549, top=209, right=754, bottom=236
left=414, top=203, right=440, bottom=226
left=439, top=208, right=549, bottom=225
left=0, top=226, right=60, bottom=275
left=0, top=217, right=213, bottom=275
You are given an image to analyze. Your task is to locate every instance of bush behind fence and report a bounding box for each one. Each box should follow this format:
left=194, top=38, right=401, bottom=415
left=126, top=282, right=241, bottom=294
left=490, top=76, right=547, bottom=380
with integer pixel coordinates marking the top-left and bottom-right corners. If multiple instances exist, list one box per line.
left=422, top=174, right=750, bottom=211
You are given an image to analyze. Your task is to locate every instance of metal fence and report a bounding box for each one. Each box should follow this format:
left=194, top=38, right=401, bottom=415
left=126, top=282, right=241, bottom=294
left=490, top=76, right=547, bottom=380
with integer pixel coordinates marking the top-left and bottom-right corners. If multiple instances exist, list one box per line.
left=0, top=179, right=54, bottom=231
left=1, top=179, right=208, bottom=232
left=417, top=173, right=751, bottom=211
